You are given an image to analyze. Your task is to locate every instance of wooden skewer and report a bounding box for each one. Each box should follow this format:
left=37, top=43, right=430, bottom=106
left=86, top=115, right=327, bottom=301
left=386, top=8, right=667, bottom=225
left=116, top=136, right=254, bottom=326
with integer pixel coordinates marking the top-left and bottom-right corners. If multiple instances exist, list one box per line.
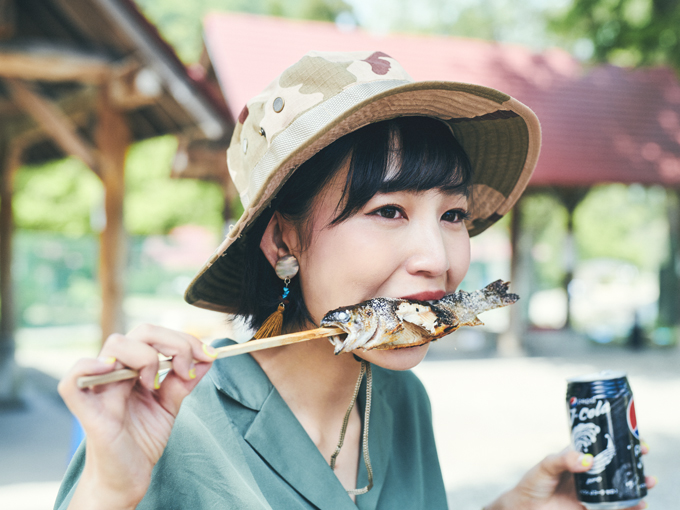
left=76, top=326, right=345, bottom=389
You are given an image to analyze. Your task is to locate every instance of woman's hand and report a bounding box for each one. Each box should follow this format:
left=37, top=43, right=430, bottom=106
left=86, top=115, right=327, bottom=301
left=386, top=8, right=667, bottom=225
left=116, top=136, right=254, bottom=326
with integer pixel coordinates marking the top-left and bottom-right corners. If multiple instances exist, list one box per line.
left=485, top=447, right=656, bottom=510
left=58, top=324, right=218, bottom=510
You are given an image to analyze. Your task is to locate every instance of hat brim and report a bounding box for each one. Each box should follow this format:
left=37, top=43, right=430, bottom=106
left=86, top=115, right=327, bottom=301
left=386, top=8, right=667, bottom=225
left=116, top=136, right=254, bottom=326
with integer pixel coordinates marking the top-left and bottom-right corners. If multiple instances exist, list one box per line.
left=185, top=80, right=540, bottom=312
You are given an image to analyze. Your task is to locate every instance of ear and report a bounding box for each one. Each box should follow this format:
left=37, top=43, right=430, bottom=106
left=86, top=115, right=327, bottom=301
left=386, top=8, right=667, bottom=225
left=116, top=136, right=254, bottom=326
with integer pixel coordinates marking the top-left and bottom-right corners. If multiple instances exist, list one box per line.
left=259, top=212, right=299, bottom=270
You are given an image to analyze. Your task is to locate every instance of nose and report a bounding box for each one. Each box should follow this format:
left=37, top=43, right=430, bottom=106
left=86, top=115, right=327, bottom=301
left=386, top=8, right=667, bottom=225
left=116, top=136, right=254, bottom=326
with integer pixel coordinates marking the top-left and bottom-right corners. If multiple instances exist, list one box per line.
left=404, top=220, right=450, bottom=277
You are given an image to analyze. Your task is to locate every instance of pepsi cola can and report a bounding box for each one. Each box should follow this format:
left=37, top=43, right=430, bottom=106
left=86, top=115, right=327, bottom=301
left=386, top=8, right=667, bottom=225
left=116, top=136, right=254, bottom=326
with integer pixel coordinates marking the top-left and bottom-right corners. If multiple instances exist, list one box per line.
left=566, top=371, right=647, bottom=509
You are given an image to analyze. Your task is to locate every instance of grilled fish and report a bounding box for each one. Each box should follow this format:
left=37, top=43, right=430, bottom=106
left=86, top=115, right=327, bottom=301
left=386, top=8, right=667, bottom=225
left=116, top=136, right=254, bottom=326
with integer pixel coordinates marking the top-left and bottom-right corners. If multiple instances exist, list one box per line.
left=321, top=280, right=518, bottom=353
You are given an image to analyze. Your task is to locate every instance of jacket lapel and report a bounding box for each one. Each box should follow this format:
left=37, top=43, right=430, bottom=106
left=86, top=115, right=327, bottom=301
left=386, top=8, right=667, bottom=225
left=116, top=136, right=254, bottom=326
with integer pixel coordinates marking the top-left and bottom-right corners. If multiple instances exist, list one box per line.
left=210, top=340, right=357, bottom=510
left=244, top=388, right=358, bottom=510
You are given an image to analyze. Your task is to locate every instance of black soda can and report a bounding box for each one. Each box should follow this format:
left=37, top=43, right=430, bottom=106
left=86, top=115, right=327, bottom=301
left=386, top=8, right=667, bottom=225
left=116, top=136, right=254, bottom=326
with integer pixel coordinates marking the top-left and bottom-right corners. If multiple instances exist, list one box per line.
left=566, top=371, right=647, bottom=509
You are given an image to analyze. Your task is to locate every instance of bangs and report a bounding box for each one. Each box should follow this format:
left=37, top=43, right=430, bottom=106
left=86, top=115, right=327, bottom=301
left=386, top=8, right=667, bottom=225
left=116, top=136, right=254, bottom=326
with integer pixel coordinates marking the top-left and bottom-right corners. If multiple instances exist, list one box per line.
left=332, top=116, right=472, bottom=224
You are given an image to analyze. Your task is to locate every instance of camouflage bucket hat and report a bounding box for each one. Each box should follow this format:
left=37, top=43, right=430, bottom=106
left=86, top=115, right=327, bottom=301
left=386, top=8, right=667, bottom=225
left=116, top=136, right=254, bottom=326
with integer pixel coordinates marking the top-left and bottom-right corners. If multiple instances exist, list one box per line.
left=185, top=50, right=541, bottom=313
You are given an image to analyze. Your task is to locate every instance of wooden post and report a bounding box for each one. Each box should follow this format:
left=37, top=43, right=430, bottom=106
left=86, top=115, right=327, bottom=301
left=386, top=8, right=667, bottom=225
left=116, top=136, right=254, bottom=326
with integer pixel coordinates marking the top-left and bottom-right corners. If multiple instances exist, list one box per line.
left=659, top=189, right=680, bottom=327
left=95, top=88, right=129, bottom=341
left=554, top=188, right=589, bottom=329
left=497, top=196, right=528, bottom=356
left=0, top=137, right=20, bottom=406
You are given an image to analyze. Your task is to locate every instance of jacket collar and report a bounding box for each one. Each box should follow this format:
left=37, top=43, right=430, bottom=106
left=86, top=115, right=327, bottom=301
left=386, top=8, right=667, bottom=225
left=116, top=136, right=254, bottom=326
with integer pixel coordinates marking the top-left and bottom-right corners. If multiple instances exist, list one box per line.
left=209, top=339, right=394, bottom=509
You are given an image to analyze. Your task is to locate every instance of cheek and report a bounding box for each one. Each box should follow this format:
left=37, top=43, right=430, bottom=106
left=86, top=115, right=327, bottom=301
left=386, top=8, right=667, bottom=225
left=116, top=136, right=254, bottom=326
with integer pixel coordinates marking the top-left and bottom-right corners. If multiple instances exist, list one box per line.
left=297, top=225, right=397, bottom=323
left=448, top=231, right=471, bottom=290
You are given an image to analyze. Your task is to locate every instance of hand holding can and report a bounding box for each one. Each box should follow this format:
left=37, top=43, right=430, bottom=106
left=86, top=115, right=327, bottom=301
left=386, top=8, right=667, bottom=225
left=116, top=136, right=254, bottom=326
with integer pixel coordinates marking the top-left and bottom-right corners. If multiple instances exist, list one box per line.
left=567, top=371, right=647, bottom=509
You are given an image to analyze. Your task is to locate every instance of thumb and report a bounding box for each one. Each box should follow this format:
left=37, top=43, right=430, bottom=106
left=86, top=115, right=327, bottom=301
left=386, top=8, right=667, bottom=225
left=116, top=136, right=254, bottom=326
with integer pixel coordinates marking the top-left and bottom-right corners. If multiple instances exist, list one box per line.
left=540, top=449, right=594, bottom=478
left=156, top=361, right=213, bottom=416
left=516, top=449, right=590, bottom=501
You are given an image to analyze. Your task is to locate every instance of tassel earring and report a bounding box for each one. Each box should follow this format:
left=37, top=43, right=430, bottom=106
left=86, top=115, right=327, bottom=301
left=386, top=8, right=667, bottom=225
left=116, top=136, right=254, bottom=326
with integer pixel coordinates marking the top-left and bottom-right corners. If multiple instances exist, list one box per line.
left=253, top=254, right=299, bottom=339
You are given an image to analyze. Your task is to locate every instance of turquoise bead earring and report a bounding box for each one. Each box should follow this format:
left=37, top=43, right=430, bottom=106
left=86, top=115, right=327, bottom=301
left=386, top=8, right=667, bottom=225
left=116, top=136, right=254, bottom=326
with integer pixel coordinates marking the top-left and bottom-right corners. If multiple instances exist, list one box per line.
left=253, top=254, right=299, bottom=339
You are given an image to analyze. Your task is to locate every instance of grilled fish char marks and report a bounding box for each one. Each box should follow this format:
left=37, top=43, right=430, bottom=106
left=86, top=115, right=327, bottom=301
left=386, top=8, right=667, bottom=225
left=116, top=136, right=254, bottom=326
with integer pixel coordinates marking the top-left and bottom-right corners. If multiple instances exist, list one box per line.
left=322, top=280, right=518, bottom=353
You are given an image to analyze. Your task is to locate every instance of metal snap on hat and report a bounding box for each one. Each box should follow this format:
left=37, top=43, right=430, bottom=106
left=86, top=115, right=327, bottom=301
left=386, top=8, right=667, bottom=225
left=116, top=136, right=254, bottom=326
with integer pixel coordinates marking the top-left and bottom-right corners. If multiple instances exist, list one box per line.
left=185, top=50, right=541, bottom=313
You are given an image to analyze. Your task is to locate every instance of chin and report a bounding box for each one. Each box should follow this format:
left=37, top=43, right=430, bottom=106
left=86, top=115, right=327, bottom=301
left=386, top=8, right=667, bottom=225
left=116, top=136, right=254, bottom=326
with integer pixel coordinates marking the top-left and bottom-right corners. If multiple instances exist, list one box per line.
left=353, top=343, right=430, bottom=371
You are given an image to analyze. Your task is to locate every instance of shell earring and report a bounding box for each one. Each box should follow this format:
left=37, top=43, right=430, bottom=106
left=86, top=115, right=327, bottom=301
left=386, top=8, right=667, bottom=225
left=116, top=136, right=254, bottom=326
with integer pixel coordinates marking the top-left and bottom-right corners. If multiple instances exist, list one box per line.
left=253, top=255, right=299, bottom=339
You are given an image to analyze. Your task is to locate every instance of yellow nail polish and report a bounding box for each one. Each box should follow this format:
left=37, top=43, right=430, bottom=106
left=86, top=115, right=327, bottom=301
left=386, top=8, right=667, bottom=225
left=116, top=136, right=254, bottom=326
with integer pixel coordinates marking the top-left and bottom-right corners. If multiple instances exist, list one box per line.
left=104, top=356, right=116, bottom=364
left=189, top=367, right=196, bottom=379
left=641, top=440, right=650, bottom=451
left=202, top=343, right=218, bottom=359
left=153, top=372, right=161, bottom=390
left=581, top=454, right=594, bottom=467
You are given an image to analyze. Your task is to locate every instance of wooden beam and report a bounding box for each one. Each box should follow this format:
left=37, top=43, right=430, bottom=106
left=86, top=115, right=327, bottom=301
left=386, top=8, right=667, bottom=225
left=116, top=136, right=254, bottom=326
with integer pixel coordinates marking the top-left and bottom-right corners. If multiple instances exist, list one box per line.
left=5, top=79, right=100, bottom=176
left=108, top=61, right=163, bottom=110
left=0, top=136, right=21, bottom=405
left=96, top=87, right=129, bottom=341
left=5, top=86, right=97, bottom=141
left=171, top=138, right=228, bottom=182
left=0, top=48, right=111, bottom=83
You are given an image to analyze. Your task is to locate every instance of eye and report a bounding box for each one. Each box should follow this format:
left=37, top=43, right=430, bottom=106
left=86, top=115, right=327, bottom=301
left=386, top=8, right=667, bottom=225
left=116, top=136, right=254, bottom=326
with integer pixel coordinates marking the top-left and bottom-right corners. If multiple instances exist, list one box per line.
left=442, top=209, right=470, bottom=223
left=372, top=205, right=405, bottom=219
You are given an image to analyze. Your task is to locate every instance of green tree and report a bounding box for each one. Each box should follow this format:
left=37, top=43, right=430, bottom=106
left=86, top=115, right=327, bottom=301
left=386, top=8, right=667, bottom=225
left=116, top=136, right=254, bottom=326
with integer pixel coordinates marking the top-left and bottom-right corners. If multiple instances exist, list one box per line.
left=124, top=136, right=224, bottom=235
left=13, top=137, right=225, bottom=237
left=14, top=158, right=101, bottom=236
left=550, top=0, right=680, bottom=71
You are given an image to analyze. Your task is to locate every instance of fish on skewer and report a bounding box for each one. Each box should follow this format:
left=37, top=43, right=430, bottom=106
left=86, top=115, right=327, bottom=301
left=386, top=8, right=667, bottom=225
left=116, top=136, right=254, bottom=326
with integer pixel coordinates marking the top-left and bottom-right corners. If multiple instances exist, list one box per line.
left=76, top=283, right=518, bottom=388
left=321, top=280, right=519, bottom=354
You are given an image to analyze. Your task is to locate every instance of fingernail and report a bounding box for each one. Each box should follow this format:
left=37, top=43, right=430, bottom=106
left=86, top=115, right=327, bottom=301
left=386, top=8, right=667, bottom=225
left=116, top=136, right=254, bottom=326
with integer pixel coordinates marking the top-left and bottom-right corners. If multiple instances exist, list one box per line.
left=641, top=440, right=650, bottom=451
left=98, top=356, right=116, bottom=364
left=153, top=372, right=161, bottom=390
left=202, top=343, right=218, bottom=359
left=189, top=366, right=196, bottom=379
left=652, top=475, right=659, bottom=485
left=580, top=453, right=593, bottom=467
left=641, top=502, right=648, bottom=509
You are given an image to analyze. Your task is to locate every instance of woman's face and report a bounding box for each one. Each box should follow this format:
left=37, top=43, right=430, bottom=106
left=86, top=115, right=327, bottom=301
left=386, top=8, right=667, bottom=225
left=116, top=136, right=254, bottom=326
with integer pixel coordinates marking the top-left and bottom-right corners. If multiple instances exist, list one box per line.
left=286, top=164, right=471, bottom=371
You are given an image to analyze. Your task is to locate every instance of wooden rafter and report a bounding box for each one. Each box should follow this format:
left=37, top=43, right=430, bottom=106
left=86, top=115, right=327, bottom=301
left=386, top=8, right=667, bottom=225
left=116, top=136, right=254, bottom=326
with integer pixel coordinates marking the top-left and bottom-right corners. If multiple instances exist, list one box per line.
left=6, top=86, right=97, bottom=143
left=108, top=59, right=163, bottom=110
left=0, top=48, right=111, bottom=83
left=5, top=78, right=100, bottom=175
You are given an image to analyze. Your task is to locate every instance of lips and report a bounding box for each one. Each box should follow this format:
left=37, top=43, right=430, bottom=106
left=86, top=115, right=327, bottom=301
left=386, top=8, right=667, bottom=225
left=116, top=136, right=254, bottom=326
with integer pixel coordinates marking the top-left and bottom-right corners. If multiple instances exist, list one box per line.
left=399, top=290, right=446, bottom=302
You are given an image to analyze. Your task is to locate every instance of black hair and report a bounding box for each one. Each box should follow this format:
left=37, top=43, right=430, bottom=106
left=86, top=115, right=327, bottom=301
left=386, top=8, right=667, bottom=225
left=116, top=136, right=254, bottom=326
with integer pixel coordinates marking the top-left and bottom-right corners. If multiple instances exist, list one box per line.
left=236, top=116, right=473, bottom=333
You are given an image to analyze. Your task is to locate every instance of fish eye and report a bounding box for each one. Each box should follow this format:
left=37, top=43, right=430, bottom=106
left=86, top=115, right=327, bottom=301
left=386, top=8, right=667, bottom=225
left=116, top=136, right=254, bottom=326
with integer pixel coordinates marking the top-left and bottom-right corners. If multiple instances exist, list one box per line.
left=337, top=311, right=348, bottom=320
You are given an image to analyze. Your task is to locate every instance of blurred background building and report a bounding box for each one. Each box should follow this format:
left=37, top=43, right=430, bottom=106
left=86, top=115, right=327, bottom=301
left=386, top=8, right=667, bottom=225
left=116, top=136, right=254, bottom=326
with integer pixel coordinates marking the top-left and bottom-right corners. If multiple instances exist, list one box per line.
left=1, top=0, right=679, bottom=508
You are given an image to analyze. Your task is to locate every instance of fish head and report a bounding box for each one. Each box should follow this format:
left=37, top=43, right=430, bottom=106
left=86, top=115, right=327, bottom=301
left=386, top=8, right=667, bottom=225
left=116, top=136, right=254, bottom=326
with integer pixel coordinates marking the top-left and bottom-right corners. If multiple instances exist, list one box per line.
left=321, top=306, right=378, bottom=338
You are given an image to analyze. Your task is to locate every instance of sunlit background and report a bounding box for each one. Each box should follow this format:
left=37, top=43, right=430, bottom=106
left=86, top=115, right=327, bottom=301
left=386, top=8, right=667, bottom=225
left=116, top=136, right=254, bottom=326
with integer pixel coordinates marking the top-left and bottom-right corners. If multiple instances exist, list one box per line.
left=1, top=0, right=679, bottom=508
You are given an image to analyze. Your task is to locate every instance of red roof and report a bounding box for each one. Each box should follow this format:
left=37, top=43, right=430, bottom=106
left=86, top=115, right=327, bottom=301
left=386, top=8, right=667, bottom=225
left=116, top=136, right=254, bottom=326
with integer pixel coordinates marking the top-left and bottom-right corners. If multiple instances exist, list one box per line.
left=203, top=12, right=680, bottom=186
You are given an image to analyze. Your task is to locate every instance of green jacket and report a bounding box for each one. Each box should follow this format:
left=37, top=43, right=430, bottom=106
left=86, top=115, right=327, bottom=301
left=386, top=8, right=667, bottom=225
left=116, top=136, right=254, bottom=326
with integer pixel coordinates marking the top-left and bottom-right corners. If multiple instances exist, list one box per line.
left=55, top=339, right=447, bottom=509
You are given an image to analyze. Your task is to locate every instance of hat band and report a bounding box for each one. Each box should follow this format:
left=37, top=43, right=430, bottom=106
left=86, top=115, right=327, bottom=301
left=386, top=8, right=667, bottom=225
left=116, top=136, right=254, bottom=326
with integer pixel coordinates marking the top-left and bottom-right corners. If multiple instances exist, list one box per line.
left=243, top=79, right=411, bottom=210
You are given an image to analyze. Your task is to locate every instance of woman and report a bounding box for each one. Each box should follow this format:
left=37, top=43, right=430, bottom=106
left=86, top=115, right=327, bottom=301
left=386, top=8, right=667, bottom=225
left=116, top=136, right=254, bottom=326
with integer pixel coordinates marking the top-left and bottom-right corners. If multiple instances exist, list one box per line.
left=55, top=51, right=653, bottom=509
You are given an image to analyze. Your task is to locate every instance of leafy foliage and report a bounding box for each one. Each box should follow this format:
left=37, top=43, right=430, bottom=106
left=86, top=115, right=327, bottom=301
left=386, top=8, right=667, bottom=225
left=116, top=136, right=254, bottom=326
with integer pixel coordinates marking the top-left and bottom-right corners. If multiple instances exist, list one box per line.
left=574, top=184, right=668, bottom=269
left=124, top=136, right=224, bottom=236
left=521, top=192, right=569, bottom=289
left=550, top=0, right=680, bottom=70
left=14, top=159, right=102, bottom=236
left=13, top=137, right=224, bottom=236
left=521, top=185, right=669, bottom=292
